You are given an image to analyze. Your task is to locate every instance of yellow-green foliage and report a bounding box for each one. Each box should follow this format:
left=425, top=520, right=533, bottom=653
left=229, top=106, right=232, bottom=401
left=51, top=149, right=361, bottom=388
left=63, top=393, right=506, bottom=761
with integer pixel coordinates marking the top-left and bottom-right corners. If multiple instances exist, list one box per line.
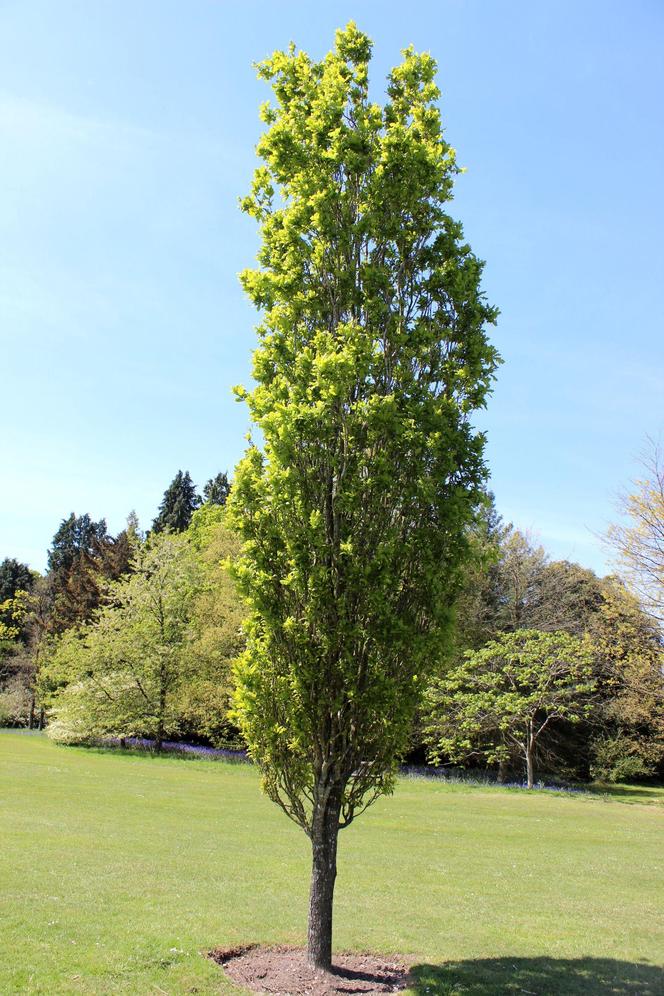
left=44, top=513, right=245, bottom=746
left=228, top=23, right=499, bottom=833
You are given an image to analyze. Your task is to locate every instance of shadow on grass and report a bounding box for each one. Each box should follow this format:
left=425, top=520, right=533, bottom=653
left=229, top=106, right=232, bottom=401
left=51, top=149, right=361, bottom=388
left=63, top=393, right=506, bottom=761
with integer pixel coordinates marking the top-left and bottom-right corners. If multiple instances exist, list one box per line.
left=586, top=783, right=664, bottom=805
left=409, top=957, right=664, bottom=995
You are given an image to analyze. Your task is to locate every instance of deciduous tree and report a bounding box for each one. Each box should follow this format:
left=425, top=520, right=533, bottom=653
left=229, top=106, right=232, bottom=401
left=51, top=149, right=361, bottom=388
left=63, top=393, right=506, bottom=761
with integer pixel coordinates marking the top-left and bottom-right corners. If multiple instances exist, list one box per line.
left=46, top=534, right=203, bottom=749
left=588, top=582, right=664, bottom=781
left=606, top=441, right=664, bottom=623
left=424, top=629, right=594, bottom=788
left=228, top=23, right=498, bottom=969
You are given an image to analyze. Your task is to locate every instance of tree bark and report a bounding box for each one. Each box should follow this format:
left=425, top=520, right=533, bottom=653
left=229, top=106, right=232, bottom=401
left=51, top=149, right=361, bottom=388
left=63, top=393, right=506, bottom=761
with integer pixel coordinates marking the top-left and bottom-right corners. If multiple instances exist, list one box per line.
left=526, top=744, right=534, bottom=789
left=28, top=694, right=35, bottom=730
left=497, top=759, right=508, bottom=784
left=307, top=794, right=341, bottom=971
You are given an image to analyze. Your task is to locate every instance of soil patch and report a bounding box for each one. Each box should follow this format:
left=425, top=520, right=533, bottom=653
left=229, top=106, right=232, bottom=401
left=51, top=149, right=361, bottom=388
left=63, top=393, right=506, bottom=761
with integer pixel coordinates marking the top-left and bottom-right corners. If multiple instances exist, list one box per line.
left=208, top=945, right=411, bottom=995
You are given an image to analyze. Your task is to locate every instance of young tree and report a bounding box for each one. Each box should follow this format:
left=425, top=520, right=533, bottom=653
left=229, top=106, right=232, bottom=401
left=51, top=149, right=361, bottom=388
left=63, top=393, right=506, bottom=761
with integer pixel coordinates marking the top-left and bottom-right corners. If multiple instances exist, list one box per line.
left=424, top=630, right=595, bottom=788
left=227, top=23, right=499, bottom=969
left=203, top=472, right=231, bottom=506
left=152, top=471, right=201, bottom=534
left=46, top=534, right=203, bottom=749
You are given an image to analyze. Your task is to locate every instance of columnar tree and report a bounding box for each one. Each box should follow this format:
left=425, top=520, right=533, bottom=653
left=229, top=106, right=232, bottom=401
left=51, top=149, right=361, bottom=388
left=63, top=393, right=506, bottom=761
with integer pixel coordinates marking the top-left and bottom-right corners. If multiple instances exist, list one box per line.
left=424, top=629, right=595, bottom=788
left=228, top=24, right=499, bottom=969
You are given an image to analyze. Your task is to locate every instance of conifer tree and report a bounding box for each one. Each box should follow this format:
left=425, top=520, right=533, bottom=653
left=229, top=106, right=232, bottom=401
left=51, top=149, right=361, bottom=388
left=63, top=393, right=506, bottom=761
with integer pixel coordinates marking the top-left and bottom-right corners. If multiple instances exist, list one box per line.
left=0, top=558, right=34, bottom=604
left=203, top=472, right=231, bottom=506
left=47, top=514, right=110, bottom=632
left=152, top=471, right=201, bottom=533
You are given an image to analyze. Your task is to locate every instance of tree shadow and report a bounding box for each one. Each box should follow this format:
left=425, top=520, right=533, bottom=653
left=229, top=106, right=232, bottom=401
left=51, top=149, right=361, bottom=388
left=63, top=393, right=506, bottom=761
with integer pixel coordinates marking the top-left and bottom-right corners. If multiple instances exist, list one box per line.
left=586, top=783, right=664, bottom=805
left=408, top=956, right=664, bottom=995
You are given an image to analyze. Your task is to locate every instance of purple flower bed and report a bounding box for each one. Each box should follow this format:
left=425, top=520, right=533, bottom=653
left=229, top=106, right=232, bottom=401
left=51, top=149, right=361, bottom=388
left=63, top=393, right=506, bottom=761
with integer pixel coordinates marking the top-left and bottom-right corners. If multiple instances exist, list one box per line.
left=401, top=763, right=588, bottom=794
left=107, top=736, right=249, bottom=763
left=99, top=738, right=587, bottom=794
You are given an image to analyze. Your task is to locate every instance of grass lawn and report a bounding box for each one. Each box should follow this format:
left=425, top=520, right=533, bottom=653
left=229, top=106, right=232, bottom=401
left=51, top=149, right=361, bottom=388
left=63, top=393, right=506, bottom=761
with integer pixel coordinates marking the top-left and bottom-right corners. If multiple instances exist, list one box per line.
left=1, top=731, right=663, bottom=995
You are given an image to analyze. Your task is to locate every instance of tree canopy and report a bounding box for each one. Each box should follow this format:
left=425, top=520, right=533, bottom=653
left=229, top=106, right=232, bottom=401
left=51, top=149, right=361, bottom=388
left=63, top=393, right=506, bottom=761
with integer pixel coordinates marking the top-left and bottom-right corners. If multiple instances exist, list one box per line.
left=425, top=629, right=595, bottom=788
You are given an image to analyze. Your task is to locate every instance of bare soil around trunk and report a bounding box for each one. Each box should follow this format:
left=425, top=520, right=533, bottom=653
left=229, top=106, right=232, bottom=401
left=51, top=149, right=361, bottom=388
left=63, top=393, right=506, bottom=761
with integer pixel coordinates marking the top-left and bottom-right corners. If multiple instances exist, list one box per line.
left=208, top=945, right=411, bottom=995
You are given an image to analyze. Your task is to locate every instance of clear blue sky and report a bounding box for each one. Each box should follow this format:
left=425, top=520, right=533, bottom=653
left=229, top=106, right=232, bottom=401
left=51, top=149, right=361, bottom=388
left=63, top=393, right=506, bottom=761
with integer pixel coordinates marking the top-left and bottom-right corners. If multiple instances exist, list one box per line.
left=1, top=0, right=662, bottom=574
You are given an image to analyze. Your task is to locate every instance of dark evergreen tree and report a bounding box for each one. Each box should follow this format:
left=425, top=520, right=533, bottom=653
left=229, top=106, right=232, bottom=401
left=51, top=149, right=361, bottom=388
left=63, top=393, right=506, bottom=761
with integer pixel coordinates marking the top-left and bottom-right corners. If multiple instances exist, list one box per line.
left=47, top=514, right=109, bottom=576
left=0, top=558, right=34, bottom=604
left=152, top=471, right=201, bottom=533
left=203, top=471, right=230, bottom=506
left=46, top=513, right=136, bottom=633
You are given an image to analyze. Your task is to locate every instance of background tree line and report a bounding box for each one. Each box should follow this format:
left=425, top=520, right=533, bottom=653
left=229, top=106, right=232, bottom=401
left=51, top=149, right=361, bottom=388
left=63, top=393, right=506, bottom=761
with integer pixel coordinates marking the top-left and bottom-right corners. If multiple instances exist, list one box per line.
left=0, top=469, right=234, bottom=743
left=0, top=465, right=662, bottom=786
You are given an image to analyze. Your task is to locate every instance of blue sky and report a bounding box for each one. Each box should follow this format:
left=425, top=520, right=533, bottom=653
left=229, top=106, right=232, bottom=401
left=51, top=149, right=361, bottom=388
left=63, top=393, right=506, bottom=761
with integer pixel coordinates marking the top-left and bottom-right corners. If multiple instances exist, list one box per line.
left=1, top=0, right=662, bottom=574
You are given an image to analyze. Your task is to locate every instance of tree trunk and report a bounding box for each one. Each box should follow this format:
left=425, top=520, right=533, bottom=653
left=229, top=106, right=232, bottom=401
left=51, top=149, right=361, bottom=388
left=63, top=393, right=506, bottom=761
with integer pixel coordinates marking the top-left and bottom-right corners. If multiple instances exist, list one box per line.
left=38, top=708, right=44, bottom=730
left=28, top=694, right=35, bottom=730
left=526, top=744, right=534, bottom=789
left=497, top=759, right=508, bottom=784
left=155, top=662, right=166, bottom=752
left=307, top=794, right=341, bottom=971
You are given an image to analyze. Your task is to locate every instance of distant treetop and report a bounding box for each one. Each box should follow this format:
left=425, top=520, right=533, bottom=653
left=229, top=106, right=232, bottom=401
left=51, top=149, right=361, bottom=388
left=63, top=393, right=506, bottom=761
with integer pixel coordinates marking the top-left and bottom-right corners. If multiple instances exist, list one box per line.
left=152, top=470, right=201, bottom=534
left=203, top=472, right=230, bottom=507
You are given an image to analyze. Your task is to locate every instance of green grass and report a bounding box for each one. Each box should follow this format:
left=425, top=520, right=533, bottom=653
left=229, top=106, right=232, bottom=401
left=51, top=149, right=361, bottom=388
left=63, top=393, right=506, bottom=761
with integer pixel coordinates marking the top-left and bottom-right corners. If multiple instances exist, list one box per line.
left=1, top=732, right=663, bottom=995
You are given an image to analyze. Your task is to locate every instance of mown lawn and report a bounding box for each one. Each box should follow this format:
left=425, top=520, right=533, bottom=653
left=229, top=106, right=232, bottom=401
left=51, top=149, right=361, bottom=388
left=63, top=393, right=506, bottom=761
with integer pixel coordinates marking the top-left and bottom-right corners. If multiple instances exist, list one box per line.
left=1, top=731, right=662, bottom=995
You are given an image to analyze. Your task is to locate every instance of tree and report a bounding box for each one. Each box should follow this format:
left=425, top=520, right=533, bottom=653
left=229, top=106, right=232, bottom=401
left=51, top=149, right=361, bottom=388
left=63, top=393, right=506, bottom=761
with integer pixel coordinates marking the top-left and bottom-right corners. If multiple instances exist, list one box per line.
left=606, top=441, right=664, bottom=623
left=46, top=513, right=137, bottom=634
left=451, top=494, right=505, bottom=654
left=3, top=576, right=55, bottom=729
left=0, top=558, right=34, bottom=606
left=47, top=513, right=109, bottom=576
left=152, top=471, right=201, bottom=534
left=177, top=504, right=245, bottom=746
left=587, top=582, right=664, bottom=781
left=45, top=534, right=203, bottom=748
left=43, top=512, right=244, bottom=750
left=424, top=630, right=595, bottom=788
left=527, top=560, right=605, bottom=637
left=494, top=527, right=548, bottom=631
left=203, top=472, right=231, bottom=506
left=46, top=513, right=113, bottom=632
left=452, top=525, right=605, bottom=648
left=227, top=23, right=499, bottom=969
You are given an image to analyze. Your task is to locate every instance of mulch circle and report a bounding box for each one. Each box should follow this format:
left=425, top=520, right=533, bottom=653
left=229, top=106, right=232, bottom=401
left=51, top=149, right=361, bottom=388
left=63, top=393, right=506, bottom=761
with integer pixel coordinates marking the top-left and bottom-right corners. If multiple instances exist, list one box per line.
left=208, top=944, right=411, bottom=995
